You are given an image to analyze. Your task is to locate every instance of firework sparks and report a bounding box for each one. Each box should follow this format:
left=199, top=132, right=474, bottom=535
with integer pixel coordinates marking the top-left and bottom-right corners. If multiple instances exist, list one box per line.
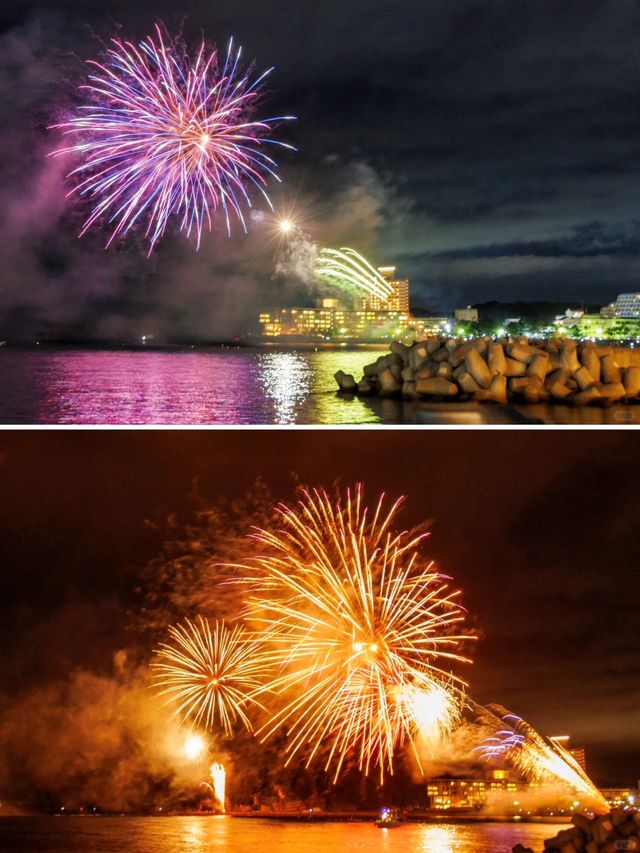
left=51, top=24, right=295, bottom=253
left=315, top=248, right=395, bottom=301
left=183, top=733, right=206, bottom=760
left=476, top=706, right=608, bottom=813
left=210, top=763, right=226, bottom=811
left=232, top=485, right=473, bottom=782
left=396, top=680, right=460, bottom=745
left=152, top=616, right=268, bottom=735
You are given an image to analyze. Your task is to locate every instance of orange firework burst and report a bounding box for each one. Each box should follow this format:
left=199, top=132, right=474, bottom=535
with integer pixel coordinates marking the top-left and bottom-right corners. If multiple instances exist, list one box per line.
left=152, top=617, right=267, bottom=735
left=231, top=485, right=474, bottom=781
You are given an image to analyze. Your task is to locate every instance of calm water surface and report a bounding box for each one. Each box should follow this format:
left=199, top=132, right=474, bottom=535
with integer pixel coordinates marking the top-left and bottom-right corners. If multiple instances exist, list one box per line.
left=0, top=347, right=382, bottom=425
left=0, top=816, right=562, bottom=853
left=0, top=347, right=635, bottom=425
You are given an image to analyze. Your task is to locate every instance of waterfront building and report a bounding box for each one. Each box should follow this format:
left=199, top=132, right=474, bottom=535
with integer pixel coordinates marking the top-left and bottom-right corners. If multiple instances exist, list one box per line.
left=426, top=771, right=519, bottom=810
left=259, top=267, right=448, bottom=343
left=354, top=267, right=410, bottom=313
left=555, top=313, right=606, bottom=334
left=554, top=313, right=640, bottom=339
left=600, top=293, right=640, bottom=318
left=426, top=770, right=640, bottom=815
left=599, top=787, right=638, bottom=808
left=258, top=303, right=447, bottom=343
left=569, top=747, right=587, bottom=772
left=550, top=736, right=588, bottom=774
left=556, top=309, right=585, bottom=323
left=455, top=306, right=479, bottom=323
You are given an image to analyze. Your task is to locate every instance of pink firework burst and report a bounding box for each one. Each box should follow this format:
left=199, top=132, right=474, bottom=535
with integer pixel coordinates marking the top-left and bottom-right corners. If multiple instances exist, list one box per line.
left=51, top=24, right=295, bottom=253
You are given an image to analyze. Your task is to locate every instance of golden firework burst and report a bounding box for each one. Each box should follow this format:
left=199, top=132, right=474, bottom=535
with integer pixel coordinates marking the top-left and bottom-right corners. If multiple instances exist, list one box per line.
left=231, top=485, right=474, bottom=781
left=152, top=617, right=268, bottom=735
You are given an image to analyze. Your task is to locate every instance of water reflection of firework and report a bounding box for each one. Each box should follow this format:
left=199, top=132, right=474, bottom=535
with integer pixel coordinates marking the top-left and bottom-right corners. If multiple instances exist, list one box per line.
left=152, top=617, right=267, bottom=734
left=233, top=485, right=473, bottom=781
left=477, top=706, right=608, bottom=813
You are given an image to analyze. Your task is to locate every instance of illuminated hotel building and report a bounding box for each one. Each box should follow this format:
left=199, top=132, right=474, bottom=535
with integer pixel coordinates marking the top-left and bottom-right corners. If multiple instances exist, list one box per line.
left=426, top=771, right=519, bottom=810
left=569, top=747, right=587, bottom=772
left=258, top=268, right=447, bottom=343
left=600, top=787, right=638, bottom=808
left=354, top=267, right=410, bottom=313
left=600, top=292, right=640, bottom=318
left=550, top=736, right=587, bottom=773
left=425, top=769, right=636, bottom=814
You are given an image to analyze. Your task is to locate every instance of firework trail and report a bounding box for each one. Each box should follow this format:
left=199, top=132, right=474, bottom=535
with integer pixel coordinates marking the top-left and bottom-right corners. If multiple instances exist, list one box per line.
left=315, top=248, right=394, bottom=301
left=210, top=762, right=226, bottom=810
left=476, top=705, right=608, bottom=813
left=231, top=485, right=473, bottom=782
left=152, top=616, right=268, bottom=735
left=52, top=24, right=295, bottom=253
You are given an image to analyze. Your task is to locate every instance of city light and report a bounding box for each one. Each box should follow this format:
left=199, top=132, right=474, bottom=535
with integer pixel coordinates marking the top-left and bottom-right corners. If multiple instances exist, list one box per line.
left=258, top=262, right=447, bottom=342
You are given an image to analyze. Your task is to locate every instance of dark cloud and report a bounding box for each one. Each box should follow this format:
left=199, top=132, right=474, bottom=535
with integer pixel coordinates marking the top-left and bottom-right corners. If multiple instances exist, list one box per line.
left=427, top=222, right=640, bottom=260
left=466, top=448, right=640, bottom=773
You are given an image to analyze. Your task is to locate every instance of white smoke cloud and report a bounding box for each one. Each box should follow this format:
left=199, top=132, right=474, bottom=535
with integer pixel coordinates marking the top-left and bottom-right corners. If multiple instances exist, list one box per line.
left=274, top=232, right=319, bottom=286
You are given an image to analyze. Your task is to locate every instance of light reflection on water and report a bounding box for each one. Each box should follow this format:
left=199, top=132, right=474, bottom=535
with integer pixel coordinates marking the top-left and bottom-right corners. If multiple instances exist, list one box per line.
left=0, top=347, right=381, bottom=425
left=0, top=347, right=635, bottom=425
left=0, top=816, right=567, bottom=853
left=417, top=825, right=456, bottom=852
left=257, top=352, right=312, bottom=424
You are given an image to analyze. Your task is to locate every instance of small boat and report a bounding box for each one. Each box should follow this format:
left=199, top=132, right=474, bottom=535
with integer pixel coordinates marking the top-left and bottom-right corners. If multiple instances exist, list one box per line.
left=375, top=807, right=403, bottom=828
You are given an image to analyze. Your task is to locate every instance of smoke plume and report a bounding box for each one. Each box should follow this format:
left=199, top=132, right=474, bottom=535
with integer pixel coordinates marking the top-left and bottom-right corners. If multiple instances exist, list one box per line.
left=0, top=653, right=211, bottom=813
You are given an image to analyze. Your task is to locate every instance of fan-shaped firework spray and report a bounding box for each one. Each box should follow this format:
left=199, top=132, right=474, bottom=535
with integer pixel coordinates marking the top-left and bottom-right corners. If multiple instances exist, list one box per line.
left=315, top=247, right=394, bottom=301
left=477, top=705, right=608, bottom=813
left=52, top=25, right=295, bottom=253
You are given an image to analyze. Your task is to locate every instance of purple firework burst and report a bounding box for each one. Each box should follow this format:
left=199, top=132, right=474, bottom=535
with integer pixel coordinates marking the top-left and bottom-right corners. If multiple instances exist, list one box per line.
left=52, top=25, right=296, bottom=253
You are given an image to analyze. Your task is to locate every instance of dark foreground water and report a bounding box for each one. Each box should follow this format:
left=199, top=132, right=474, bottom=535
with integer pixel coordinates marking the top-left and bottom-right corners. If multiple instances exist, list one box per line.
left=0, top=816, right=564, bottom=853
left=0, top=347, right=636, bottom=425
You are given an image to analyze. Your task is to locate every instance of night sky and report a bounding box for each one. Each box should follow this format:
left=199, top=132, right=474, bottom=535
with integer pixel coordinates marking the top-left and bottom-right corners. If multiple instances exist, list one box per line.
left=1, top=430, right=639, bottom=784
left=3, top=1, right=640, bottom=337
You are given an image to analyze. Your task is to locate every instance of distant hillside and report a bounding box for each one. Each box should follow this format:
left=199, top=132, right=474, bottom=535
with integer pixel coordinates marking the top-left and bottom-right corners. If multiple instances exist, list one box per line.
left=414, top=301, right=602, bottom=323
left=471, top=301, right=601, bottom=322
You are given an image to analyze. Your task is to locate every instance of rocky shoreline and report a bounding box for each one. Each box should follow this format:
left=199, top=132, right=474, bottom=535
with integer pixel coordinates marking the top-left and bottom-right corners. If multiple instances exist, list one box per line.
left=334, top=336, right=640, bottom=406
left=515, top=809, right=640, bottom=852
